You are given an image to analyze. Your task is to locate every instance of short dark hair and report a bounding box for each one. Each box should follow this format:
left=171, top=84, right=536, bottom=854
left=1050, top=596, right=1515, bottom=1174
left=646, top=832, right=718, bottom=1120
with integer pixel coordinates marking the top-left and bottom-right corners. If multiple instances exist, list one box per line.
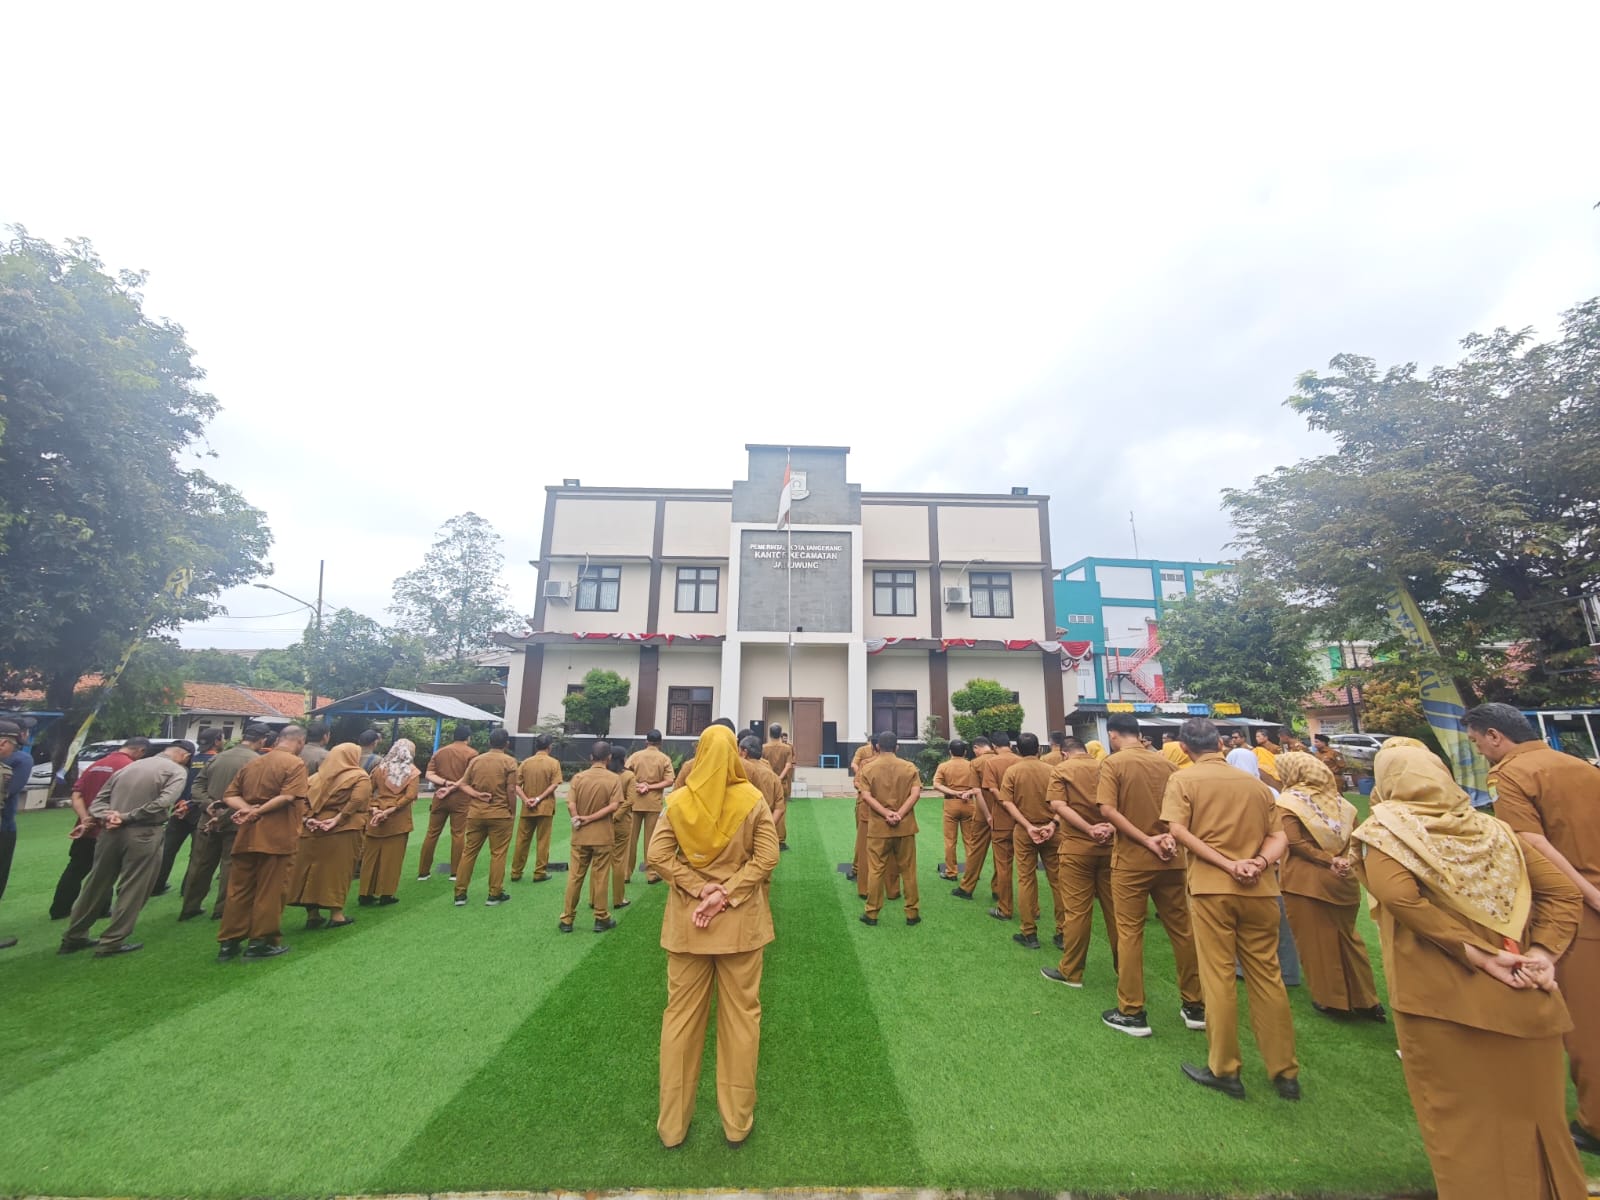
left=488, top=728, right=510, bottom=749
left=124, top=736, right=152, bottom=753
left=768, top=723, right=783, bottom=738
left=1049, top=731, right=1066, bottom=747
left=972, top=736, right=992, bottom=750
left=739, top=735, right=763, bottom=757
left=610, top=747, right=627, bottom=771
left=305, top=721, right=330, bottom=742
left=261, top=731, right=279, bottom=748
left=1179, top=717, right=1221, bottom=756
left=243, top=724, right=271, bottom=742
left=591, top=740, right=612, bottom=761
left=647, top=729, right=662, bottom=744
left=453, top=724, right=472, bottom=741
left=197, top=728, right=225, bottom=749
left=1106, top=715, right=1141, bottom=737
left=711, top=717, right=737, bottom=732
left=534, top=733, right=553, bottom=752
left=948, top=739, right=967, bottom=758
left=876, top=731, right=898, bottom=753
left=1017, top=732, right=1039, bottom=757
left=1463, top=702, right=1540, bottom=744
left=1062, top=737, right=1086, bottom=754
left=357, top=729, right=380, bottom=747
left=1313, top=733, right=1331, bottom=746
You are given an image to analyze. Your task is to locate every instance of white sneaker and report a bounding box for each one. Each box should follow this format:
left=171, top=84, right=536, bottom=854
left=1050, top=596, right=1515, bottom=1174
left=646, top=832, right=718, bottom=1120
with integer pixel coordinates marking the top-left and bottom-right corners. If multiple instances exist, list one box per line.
left=416, top=876, right=430, bottom=882
left=453, top=897, right=467, bottom=907
left=448, top=875, right=457, bottom=882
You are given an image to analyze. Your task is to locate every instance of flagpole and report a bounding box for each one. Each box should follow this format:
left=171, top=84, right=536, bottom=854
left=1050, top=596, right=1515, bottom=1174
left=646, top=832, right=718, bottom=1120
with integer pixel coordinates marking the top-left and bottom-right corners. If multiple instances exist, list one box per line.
left=785, top=447, right=795, bottom=747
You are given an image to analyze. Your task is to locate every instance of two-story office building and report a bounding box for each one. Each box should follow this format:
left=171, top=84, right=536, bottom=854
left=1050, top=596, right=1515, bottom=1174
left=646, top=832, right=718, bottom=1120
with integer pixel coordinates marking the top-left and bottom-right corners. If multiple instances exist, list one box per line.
left=498, top=444, right=1065, bottom=764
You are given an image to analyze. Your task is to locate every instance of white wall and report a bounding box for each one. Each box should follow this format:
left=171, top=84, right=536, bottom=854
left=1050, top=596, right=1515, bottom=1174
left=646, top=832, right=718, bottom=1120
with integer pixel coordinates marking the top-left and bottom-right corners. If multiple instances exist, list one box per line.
left=740, top=643, right=850, bottom=732
left=550, top=497, right=655, bottom=556
left=937, top=502, right=1040, bottom=564
left=503, top=648, right=528, bottom=729
left=946, top=650, right=1051, bottom=739
left=538, top=643, right=641, bottom=732
left=651, top=646, right=724, bottom=730
left=863, top=567, right=932, bottom=638
left=658, top=563, right=727, bottom=636
left=543, top=561, right=652, bottom=633
left=1096, top=564, right=1155, bottom=601
left=865, top=650, right=933, bottom=737
left=861, top=502, right=929, bottom=560
left=1102, top=604, right=1158, bottom=646
left=941, top=569, right=1049, bottom=639
left=662, top=500, right=731, bottom=558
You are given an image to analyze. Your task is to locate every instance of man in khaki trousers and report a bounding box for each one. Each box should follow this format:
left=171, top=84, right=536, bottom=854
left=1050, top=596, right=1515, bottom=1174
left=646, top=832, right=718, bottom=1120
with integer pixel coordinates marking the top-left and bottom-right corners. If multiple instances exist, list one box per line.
left=648, top=724, right=779, bottom=1149
left=560, top=741, right=623, bottom=933
left=624, top=730, right=673, bottom=883
left=858, top=732, right=923, bottom=926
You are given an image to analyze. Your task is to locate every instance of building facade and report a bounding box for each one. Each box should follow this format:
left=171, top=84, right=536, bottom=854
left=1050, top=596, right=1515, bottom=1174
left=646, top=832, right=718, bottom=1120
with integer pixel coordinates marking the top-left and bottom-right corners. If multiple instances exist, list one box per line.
left=500, top=445, right=1065, bottom=763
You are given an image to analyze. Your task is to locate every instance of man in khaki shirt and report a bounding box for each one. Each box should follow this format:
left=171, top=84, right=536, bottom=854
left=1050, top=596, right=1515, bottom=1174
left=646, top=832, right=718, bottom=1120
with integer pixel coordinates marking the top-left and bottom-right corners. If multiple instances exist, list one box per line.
left=848, top=738, right=876, bottom=895
left=512, top=734, right=563, bottom=882
left=977, top=734, right=1021, bottom=921
left=951, top=737, right=994, bottom=899
left=562, top=741, right=624, bottom=932
left=1042, top=738, right=1119, bottom=986
left=1097, top=714, right=1204, bottom=1037
left=761, top=724, right=794, bottom=851
left=1041, top=731, right=1067, bottom=766
left=452, top=729, right=519, bottom=907
left=1000, top=733, right=1068, bottom=949
left=932, top=741, right=980, bottom=882
left=217, top=725, right=311, bottom=961
left=857, top=732, right=923, bottom=926
left=417, top=725, right=477, bottom=881
left=625, top=730, right=674, bottom=884
left=1162, top=717, right=1298, bottom=1099
left=1467, top=702, right=1600, bottom=1151
left=741, top=737, right=784, bottom=818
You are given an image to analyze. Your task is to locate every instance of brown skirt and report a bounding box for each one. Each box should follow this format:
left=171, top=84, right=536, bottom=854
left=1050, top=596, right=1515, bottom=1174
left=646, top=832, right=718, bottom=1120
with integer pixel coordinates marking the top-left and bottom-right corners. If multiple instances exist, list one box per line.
left=287, top=830, right=359, bottom=908
left=1282, top=893, right=1379, bottom=1011
left=1394, top=1010, right=1588, bottom=1199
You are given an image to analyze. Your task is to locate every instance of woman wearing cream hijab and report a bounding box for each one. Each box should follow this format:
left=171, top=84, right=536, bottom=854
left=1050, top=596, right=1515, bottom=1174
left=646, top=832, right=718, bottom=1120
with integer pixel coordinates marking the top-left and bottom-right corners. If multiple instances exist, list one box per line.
left=286, top=742, right=372, bottom=930
left=1355, top=744, right=1586, bottom=1199
left=1275, top=751, right=1382, bottom=1019
left=646, top=723, right=780, bottom=1150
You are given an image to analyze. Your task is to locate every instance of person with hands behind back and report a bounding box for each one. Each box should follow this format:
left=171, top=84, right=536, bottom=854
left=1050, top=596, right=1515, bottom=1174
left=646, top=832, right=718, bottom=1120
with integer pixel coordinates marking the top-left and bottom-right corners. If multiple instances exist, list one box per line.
left=856, top=731, right=923, bottom=927
left=561, top=740, right=623, bottom=933
left=1041, top=737, right=1119, bottom=985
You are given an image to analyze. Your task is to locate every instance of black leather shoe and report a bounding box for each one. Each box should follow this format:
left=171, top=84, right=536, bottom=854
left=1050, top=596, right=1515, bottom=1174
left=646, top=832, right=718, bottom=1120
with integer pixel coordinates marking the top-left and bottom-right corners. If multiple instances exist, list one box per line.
left=1052, top=933, right=1065, bottom=950
left=1012, top=932, right=1041, bottom=949
left=378, top=896, right=399, bottom=906
left=217, top=940, right=243, bottom=962
left=558, top=921, right=574, bottom=933
left=151, top=885, right=171, bottom=897
left=1356, top=1003, right=1388, bottom=1023
left=779, top=842, right=790, bottom=851
left=905, top=916, right=921, bottom=926
left=594, top=917, right=617, bottom=932
left=0, top=935, right=15, bottom=949
left=951, top=887, right=973, bottom=899
left=1572, top=1121, right=1600, bottom=1156
left=1040, top=967, right=1083, bottom=988
left=94, top=941, right=143, bottom=957
left=242, top=941, right=291, bottom=959
left=358, top=896, right=377, bottom=907
left=58, top=937, right=94, bottom=955
left=1273, top=1074, right=1301, bottom=1101
left=988, top=907, right=1010, bottom=921
left=614, top=899, right=631, bottom=908
left=177, top=909, right=203, bottom=922
left=859, top=914, right=878, bottom=926
left=1182, top=1063, right=1245, bottom=1099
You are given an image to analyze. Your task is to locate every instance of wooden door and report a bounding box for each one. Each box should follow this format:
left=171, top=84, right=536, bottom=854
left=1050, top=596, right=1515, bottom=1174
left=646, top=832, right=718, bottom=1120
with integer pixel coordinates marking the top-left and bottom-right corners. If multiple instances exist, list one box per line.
left=792, top=698, right=824, bottom=767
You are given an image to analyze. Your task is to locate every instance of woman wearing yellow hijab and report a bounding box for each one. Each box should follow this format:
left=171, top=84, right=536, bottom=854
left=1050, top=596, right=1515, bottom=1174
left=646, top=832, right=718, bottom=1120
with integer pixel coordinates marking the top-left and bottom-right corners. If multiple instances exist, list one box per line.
left=286, top=742, right=372, bottom=930
left=1354, top=745, right=1586, bottom=1199
left=1275, top=751, right=1382, bottom=1020
left=1085, top=739, right=1107, bottom=762
left=646, top=723, right=779, bottom=1150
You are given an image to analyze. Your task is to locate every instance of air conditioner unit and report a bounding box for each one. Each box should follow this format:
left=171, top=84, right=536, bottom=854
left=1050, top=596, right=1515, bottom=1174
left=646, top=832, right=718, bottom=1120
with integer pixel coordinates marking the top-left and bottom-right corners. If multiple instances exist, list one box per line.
left=944, top=586, right=970, bottom=606
left=543, top=581, right=573, bottom=601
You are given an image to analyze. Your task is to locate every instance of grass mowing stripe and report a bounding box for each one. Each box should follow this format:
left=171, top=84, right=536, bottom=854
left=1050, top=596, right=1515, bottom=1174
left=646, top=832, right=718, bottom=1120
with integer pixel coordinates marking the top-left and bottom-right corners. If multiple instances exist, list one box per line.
left=833, top=796, right=1433, bottom=1196
left=371, top=798, right=927, bottom=1192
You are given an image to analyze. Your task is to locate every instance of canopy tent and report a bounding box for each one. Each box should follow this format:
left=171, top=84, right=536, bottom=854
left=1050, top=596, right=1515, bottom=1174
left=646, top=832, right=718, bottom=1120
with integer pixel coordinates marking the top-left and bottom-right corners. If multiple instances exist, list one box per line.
left=310, top=688, right=501, bottom=751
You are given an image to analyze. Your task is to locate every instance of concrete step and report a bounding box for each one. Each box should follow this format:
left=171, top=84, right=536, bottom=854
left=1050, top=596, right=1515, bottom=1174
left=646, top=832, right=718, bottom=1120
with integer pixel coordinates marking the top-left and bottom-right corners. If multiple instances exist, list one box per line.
left=793, top=766, right=851, bottom=797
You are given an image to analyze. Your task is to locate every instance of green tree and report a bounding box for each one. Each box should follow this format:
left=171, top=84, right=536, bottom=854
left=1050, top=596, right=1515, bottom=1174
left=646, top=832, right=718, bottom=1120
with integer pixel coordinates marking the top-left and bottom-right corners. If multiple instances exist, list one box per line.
left=1158, top=571, right=1320, bottom=723
left=294, top=607, right=422, bottom=701
left=561, top=668, right=631, bottom=737
left=1354, top=671, right=1441, bottom=752
left=389, top=512, right=519, bottom=664
left=0, top=230, right=272, bottom=761
left=85, top=639, right=187, bottom=739
left=248, top=647, right=306, bottom=694
left=914, top=713, right=950, bottom=784
left=951, top=678, right=1024, bottom=743
left=178, top=648, right=255, bottom=686
left=1224, top=298, right=1600, bottom=708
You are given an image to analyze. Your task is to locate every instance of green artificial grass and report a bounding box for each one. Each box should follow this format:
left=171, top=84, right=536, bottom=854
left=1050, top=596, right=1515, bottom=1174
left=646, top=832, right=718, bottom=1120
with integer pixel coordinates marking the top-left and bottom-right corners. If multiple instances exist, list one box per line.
left=0, top=797, right=1438, bottom=1198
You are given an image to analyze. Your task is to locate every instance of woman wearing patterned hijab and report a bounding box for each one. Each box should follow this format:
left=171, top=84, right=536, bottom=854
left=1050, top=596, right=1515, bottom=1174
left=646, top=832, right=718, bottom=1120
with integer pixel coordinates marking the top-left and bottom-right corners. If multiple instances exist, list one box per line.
left=1275, top=751, right=1382, bottom=1020
left=359, top=739, right=420, bottom=907
left=1355, top=744, right=1586, bottom=1199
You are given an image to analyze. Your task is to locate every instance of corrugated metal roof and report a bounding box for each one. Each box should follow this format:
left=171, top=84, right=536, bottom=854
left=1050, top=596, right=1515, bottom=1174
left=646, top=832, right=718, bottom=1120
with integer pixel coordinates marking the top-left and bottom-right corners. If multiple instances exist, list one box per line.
left=312, top=688, right=502, bottom=722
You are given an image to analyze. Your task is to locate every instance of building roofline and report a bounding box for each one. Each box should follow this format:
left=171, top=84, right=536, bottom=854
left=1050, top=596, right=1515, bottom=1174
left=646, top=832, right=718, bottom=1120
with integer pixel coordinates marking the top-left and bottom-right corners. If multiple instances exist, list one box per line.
left=744, top=443, right=851, bottom=454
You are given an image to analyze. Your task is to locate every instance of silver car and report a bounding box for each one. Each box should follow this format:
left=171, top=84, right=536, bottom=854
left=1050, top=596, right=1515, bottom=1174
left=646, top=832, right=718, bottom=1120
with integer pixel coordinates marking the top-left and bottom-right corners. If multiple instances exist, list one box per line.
left=1328, top=732, right=1396, bottom=766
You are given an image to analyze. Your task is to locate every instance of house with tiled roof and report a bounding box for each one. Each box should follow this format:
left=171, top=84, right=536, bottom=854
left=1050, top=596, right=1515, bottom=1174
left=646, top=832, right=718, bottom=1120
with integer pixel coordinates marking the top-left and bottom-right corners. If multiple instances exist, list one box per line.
left=165, top=682, right=333, bottom=742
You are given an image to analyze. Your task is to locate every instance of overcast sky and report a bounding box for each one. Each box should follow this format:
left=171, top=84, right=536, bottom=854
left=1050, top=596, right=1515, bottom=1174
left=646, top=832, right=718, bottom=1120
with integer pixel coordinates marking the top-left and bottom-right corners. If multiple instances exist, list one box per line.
left=8, top=2, right=1598, bottom=649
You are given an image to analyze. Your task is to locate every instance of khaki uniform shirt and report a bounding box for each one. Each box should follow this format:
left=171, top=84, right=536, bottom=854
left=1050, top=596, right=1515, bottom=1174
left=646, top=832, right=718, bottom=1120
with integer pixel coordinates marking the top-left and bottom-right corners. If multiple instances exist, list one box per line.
left=429, top=742, right=479, bottom=814
left=624, top=746, right=673, bottom=814
left=461, top=749, right=518, bottom=820
left=761, top=739, right=794, bottom=796
left=226, top=749, right=311, bottom=856
left=367, top=769, right=419, bottom=836
left=614, top=769, right=636, bottom=823
left=1279, top=812, right=1359, bottom=904
left=1490, top=740, right=1600, bottom=895
left=1040, top=749, right=1064, bottom=766
left=647, top=801, right=779, bottom=955
left=1098, top=745, right=1182, bottom=872
left=300, top=743, right=330, bottom=777
left=1000, top=757, right=1055, bottom=826
left=517, top=752, right=563, bottom=817
left=1159, top=755, right=1280, bottom=895
left=979, top=749, right=1021, bottom=832
left=673, top=756, right=696, bottom=790
left=743, top=756, right=784, bottom=816
left=932, top=758, right=979, bottom=806
left=91, top=756, right=189, bottom=826
left=851, top=745, right=877, bottom=819
left=859, top=754, right=921, bottom=838
left=1049, top=756, right=1109, bottom=856
left=192, top=744, right=257, bottom=816
left=568, top=765, right=623, bottom=847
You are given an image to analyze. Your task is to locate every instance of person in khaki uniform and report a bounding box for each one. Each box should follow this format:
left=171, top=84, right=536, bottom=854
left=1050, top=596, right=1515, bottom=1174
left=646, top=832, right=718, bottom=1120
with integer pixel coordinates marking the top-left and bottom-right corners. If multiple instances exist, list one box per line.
left=848, top=738, right=876, bottom=894
left=452, top=729, right=519, bottom=907
left=180, top=725, right=266, bottom=921
left=1274, top=750, right=1382, bottom=1019
left=512, top=734, right=562, bottom=882
left=216, top=725, right=311, bottom=961
left=1041, top=738, right=1119, bottom=986
left=932, top=741, right=980, bottom=882
left=648, top=723, right=779, bottom=1149
left=286, top=742, right=372, bottom=930
left=1355, top=744, right=1587, bottom=1199
left=857, top=732, right=923, bottom=926
left=1465, top=702, right=1600, bottom=1157
left=740, top=737, right=784, bottom=820
left=607, top=748, right=636, bottom=910
left=1161, top=718, right=1299, bottom=1099
left=761, top=724, right=794, bottom=850
left=625, top=730, right=674, bottom=883
left=561, top=741, right=624, bottom=932
left=976, top=734, right=1020, bottom=921
left=952, top=737, right=994, bottom=900
left=1041, top=732, right=1066, bottom=767
left=416, top=725, right=477, bottom=881
left=1000, top=733, right=1068, bottom=949
left=1097, top=714, right=1204, bottom=1037
left=359, top=739, right=420, bottom=906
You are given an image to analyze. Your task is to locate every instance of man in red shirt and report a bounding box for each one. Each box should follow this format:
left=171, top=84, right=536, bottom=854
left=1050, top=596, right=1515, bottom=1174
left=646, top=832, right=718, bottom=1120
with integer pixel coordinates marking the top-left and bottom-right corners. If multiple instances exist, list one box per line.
left=50, top=738, right=149, bottom=920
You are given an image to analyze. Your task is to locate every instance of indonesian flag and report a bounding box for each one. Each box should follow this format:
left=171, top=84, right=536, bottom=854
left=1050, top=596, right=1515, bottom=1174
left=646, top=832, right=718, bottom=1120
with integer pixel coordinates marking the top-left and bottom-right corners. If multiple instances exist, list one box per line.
left=776, top=458, right=793, bottom=529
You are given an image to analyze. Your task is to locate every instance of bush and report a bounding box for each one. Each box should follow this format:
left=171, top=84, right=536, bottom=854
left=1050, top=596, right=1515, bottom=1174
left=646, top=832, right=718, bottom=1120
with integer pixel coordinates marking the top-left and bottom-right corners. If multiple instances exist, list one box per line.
left=561, top=669, right=631, bottom=736
left=915, top=714, right=949, bottom=784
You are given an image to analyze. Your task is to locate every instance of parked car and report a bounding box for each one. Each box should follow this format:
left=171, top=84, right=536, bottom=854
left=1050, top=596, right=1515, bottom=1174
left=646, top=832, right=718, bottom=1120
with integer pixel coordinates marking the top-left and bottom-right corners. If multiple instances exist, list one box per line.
left=1327, top=732, right=1396, bottom=767
left=29, top=739, right=182, bottom=789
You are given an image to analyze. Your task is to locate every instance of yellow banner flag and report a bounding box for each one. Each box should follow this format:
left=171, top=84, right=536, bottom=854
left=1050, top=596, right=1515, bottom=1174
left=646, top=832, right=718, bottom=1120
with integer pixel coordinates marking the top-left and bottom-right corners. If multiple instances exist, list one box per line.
left=1382, top=582, right=1492, bottom=806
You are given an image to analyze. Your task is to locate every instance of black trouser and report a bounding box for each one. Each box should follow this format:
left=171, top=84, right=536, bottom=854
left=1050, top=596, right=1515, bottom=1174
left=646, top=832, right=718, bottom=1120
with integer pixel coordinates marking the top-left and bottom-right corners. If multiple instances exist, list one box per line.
left=51, top=836, right=103, bottom=919
left=0, top=829, right=16, bottom=904
left=155, top=813, right=199, bottom=892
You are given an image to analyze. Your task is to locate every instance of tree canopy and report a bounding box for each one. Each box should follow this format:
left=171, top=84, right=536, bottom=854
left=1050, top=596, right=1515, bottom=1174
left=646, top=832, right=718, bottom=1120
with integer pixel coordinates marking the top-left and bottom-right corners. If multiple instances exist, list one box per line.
left=389, top=512, right=519, bottom=664
left=561, top=668, right=631, bottom=737
left=0, top=230, right=271, bottom=734
left=1224, top=298, right=1600, bottom=708
left=951, top=678, right=1024, bottom=743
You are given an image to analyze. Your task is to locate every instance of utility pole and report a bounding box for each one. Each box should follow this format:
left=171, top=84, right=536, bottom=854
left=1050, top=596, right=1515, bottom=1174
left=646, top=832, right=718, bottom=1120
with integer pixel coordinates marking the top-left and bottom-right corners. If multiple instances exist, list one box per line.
left=1129, top=511, right=1141, bottom=559
left=254, top=559, right=325, bottom=715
